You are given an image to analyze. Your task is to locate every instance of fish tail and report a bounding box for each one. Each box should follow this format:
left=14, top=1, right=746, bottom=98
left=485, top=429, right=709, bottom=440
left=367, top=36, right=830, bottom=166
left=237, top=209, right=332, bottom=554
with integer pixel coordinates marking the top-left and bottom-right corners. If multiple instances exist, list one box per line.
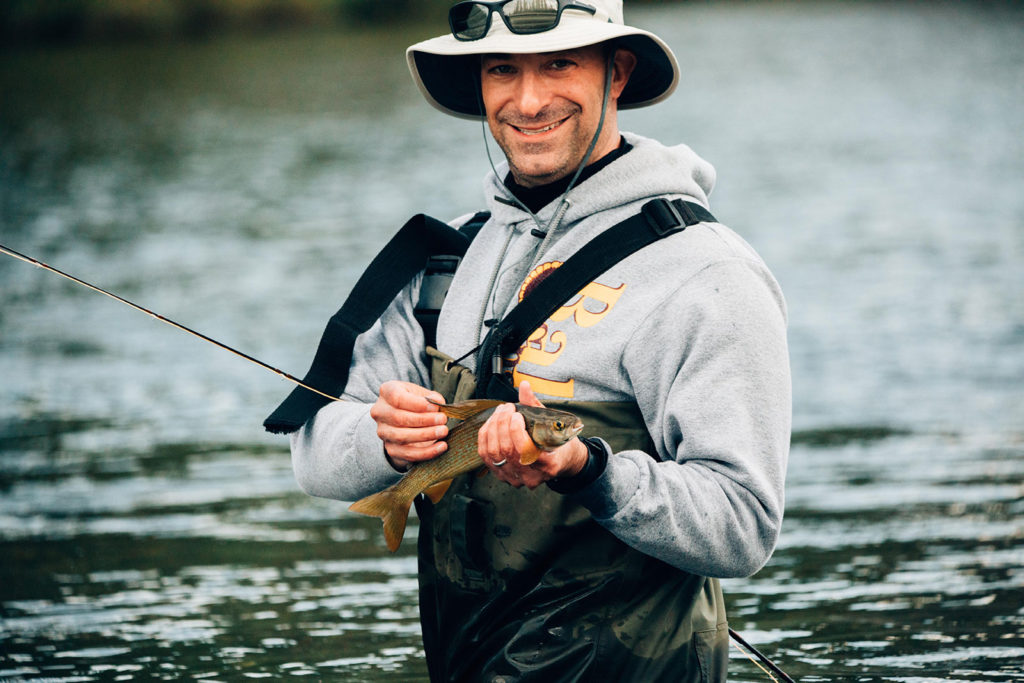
left=348, top=489, right=411, bottom=552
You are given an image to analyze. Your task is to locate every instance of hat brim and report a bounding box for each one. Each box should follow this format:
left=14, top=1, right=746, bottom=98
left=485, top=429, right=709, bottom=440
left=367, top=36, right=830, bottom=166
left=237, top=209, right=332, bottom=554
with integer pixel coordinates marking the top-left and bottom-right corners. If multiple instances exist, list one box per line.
left=406, top=15, right=679, bottom=120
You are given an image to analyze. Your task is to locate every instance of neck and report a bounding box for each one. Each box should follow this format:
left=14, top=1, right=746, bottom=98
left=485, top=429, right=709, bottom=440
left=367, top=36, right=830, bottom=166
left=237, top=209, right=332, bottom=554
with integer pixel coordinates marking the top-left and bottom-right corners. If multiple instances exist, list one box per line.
left=504, top=136, right=633, bottom=214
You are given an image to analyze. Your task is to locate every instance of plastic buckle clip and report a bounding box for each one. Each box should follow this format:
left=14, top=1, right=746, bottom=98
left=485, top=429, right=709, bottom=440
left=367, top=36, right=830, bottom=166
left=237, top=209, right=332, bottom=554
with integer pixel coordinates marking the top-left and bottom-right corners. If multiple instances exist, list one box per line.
left=642, top=198, right=704, bottom=236
left=642, top=198, right=684, bottom=236
left=425, top=254, right=461, bottom=275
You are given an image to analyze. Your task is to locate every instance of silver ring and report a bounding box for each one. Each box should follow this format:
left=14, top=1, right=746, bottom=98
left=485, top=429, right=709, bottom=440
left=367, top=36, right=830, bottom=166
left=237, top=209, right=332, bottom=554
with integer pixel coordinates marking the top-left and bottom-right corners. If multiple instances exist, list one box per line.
left=493, top=458, right=507, bottom=467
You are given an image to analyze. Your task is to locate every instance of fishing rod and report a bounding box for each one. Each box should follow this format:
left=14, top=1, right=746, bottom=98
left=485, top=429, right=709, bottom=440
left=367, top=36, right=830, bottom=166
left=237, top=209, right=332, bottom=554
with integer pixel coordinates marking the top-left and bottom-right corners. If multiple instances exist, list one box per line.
left=729, top=628, right=797, bottom=683
left=0, top=243, right=340, bottom=403
left=1, top=242, right=798, bottom=683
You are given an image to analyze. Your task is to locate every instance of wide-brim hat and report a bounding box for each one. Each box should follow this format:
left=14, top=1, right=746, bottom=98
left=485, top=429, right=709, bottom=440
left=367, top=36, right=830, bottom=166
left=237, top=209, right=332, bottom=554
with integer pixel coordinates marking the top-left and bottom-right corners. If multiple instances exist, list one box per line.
left=406, top=0, right=679, bottom=120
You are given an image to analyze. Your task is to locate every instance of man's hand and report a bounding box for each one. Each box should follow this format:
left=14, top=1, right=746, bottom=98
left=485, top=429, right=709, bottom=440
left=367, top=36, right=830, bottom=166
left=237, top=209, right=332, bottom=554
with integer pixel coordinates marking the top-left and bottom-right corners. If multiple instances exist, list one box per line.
left=477, top=381, right=589, bottom=489
left=370, top=381, right=449, bottom=471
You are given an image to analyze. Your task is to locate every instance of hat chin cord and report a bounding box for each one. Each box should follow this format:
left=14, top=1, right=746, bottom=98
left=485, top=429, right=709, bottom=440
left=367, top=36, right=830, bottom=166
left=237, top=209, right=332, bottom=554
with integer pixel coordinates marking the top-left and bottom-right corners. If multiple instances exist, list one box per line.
left=465, top=52, right=615, bottom=354
left=476, top=50, right=616, bottom=242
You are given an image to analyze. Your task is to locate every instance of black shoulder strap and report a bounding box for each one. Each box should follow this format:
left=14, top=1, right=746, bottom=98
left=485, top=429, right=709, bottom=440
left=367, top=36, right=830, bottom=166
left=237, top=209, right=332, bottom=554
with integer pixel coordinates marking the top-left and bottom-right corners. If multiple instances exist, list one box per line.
left=458, top=210, right=490, bottom=242
left=475, top=198, right=715, bottom=400
left=263, top=213, right=475, bottom=434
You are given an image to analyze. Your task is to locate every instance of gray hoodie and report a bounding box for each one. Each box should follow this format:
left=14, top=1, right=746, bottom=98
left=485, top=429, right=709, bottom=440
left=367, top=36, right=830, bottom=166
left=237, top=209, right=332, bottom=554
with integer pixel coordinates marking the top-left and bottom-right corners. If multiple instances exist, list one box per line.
left=291, top=132, right=791, bottom=579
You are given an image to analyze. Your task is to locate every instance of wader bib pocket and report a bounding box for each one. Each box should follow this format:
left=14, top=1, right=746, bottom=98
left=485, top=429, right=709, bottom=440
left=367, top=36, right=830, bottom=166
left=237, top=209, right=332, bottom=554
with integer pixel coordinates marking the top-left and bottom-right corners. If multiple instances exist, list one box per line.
left=416, top=350, right=729, bottom=682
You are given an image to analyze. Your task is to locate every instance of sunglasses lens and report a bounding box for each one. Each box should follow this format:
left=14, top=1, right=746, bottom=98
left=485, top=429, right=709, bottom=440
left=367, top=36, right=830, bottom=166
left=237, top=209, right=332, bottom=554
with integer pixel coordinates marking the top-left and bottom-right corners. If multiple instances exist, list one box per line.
left=503, top=0, right=560, bottom=33
left=451, top=3, right=492, bottom=40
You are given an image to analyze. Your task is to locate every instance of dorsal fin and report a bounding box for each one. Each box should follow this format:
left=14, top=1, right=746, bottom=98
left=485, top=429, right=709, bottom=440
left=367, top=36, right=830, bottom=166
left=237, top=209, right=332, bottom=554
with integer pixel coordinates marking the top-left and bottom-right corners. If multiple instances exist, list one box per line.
left=428, top=398, right=505, bottom=421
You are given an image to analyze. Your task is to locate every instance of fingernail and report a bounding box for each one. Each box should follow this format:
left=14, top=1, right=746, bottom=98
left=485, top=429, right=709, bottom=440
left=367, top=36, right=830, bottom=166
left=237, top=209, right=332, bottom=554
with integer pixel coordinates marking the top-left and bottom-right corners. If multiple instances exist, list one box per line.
left=435, top=426, right=447, bottom=438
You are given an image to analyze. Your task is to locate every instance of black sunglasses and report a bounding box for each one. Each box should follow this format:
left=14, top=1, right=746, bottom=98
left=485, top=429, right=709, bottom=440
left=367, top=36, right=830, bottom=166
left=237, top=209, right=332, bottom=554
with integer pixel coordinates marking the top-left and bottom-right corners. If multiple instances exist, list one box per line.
left=449, top=0, right=599, bottom=42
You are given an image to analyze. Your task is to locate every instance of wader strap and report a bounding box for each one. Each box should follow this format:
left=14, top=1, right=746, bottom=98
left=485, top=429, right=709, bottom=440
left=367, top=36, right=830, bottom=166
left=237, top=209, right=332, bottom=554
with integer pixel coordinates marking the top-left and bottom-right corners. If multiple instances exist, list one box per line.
left=415, top=211, right=490, bottom=349
left=263, top=213, right=478, bottom=434
left=476, top=198, right=716, bottom=400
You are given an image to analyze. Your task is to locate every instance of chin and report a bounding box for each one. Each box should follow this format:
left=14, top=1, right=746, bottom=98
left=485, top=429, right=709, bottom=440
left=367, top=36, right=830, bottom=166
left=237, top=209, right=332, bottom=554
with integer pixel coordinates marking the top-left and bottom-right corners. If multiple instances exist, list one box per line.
left=510, top=157, right=571, bottom=187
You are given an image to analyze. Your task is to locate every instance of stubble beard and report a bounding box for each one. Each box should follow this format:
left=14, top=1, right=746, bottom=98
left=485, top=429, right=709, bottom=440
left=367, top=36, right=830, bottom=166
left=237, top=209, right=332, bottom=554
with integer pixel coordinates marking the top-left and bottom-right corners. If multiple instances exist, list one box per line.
left=494, top=103, right=590, bottom=188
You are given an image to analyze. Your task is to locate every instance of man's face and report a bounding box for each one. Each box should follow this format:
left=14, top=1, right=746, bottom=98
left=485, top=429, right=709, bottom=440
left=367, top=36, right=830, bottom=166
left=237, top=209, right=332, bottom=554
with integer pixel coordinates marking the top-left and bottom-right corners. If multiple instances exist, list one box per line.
left=480, top=45, right=634, bottom=188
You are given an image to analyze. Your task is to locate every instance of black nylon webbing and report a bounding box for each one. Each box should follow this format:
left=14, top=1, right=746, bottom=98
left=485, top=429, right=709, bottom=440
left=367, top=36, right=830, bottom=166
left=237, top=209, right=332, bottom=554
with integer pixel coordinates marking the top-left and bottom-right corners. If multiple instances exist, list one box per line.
left=263, top=198, right=715, bottom=429
left=263, top=213, right=472, bottom=434
left=475, top=198, right=715, bottom=400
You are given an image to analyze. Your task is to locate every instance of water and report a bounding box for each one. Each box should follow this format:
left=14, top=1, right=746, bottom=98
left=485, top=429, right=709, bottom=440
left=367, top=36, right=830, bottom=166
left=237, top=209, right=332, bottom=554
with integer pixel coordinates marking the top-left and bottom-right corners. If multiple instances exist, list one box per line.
left=1, top=2, right=1023, bottom=680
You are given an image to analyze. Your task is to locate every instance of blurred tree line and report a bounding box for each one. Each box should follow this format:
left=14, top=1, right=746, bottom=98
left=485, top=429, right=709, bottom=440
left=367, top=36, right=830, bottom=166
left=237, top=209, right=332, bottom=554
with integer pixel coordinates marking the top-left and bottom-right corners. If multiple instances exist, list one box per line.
left=0, top=0, right=680, bottom=47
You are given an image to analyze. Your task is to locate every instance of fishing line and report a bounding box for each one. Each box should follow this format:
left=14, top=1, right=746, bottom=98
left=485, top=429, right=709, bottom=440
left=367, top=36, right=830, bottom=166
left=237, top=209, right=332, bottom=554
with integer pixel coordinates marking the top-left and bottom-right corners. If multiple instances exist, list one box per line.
left=0, top=243, right=341, bottom=403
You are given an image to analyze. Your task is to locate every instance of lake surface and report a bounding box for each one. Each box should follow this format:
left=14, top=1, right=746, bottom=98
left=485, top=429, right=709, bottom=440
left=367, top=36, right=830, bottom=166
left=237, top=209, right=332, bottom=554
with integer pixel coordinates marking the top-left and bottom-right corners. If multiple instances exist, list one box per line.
left=2, top=2, right=1023, bottom=680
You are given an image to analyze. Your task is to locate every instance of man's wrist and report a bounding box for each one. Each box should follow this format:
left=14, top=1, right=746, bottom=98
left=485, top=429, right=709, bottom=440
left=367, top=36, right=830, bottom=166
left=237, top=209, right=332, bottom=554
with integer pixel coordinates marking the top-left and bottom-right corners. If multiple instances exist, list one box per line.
left=547, top=437, right=609, bottom=494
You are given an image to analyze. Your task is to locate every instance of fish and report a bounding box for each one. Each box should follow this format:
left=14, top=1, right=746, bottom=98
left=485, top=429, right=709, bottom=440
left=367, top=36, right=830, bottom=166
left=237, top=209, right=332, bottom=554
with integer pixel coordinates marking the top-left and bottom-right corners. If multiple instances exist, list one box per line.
left=348, top=399, right=584, bottom=552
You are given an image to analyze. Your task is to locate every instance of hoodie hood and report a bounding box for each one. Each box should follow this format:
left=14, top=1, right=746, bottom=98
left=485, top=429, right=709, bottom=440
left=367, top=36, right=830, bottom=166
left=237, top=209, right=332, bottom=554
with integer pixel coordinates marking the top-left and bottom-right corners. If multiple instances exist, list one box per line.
left=483, top=132, right=717, bottom=231
left=436, top=131, right=722, bottom=366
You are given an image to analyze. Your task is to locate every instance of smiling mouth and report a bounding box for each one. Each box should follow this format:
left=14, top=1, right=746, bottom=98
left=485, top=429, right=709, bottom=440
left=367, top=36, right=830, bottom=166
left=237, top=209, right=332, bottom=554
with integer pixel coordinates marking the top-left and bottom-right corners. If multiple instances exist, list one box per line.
left=512, top=116, right=569, bottom=136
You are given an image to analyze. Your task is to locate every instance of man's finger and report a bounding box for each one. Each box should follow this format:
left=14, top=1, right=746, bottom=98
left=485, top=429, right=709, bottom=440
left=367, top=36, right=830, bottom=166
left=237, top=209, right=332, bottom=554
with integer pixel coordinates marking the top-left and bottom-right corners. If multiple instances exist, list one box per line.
left=517, top=380, right=544, bottom=408
left=377, top=422, right=448, bottom=446
left=380, top=381, right=445, bottom=412
left=387, top=439, right=448, bottom=464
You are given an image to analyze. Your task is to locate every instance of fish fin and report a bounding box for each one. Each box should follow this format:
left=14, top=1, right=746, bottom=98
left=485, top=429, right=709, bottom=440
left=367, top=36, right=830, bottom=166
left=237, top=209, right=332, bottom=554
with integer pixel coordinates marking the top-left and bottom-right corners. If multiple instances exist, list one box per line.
left=348, top=488, right=412, bottom=553
left=520, top=441, right=542, bottom=466
left=476, top=468, right=489, bottom=478
left=429, top=399, right=505, bottom=422
left=423, top=479, right=453, bottom=504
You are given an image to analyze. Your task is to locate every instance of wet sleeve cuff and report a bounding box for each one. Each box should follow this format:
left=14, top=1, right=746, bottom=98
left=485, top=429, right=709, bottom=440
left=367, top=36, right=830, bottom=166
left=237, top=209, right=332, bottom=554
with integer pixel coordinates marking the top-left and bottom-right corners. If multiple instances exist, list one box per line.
left=547, top=437, right=610, bottom=495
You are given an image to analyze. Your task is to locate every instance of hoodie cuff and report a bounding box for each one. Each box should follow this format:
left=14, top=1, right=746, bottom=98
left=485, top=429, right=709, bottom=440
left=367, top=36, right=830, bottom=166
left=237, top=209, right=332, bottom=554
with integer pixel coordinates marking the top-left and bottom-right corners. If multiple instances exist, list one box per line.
left=547, top=437, right=610, bottom=495
left=354, top=407, right=406, bottom=485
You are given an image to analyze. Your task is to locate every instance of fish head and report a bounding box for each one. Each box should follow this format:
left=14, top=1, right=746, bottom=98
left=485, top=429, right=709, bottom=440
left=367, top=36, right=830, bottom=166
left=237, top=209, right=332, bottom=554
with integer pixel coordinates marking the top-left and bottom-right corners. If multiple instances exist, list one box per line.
left=519, top=405, right=584, bottom=450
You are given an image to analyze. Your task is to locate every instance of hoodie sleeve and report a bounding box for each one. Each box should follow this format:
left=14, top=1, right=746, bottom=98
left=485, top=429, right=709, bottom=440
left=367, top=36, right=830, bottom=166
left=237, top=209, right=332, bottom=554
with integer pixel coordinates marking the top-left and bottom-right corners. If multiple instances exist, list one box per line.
left=289, top=275, right=432, bottom=503
left=571, top=256, right=792, bottom=579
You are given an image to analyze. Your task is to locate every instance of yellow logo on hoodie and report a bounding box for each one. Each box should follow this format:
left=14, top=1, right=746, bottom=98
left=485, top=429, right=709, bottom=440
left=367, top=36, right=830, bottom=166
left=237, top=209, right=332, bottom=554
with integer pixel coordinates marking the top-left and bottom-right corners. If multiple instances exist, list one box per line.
left=508, top=262, right=625, bottom=398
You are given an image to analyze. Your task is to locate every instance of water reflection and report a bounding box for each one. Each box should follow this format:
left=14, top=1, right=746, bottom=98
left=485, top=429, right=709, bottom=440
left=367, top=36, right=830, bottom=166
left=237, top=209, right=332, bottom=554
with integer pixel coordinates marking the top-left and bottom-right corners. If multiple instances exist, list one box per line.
left=2, top=2, right=1023, bottom=681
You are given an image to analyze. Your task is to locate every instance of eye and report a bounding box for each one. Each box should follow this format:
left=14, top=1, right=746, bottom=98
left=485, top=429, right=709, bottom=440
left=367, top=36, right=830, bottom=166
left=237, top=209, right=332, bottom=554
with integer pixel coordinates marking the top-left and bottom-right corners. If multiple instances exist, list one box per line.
left=554, top=420, right=564, bottom=431
left=548, top=58, right=575, bottom=71
left=484, top=62, right=517, bottom=76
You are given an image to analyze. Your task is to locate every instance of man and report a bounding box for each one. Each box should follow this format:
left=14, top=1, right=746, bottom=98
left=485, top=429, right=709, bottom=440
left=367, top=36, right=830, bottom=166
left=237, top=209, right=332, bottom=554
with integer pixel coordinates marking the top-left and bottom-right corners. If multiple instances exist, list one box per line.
left=276, top=1, right=791, bottom=680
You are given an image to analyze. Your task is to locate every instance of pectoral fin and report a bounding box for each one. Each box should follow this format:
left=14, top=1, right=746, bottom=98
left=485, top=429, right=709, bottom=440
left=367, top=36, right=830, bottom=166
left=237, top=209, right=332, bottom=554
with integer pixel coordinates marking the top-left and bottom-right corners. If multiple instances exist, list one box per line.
left=422, top=478, right=453, bottom=504
left=519, top=440, right=542, bottom=466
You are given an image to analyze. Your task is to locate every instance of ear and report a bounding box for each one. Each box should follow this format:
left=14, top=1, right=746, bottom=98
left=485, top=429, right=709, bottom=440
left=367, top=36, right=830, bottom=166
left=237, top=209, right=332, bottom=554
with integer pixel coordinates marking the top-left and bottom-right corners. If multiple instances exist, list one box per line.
left=610, top=48, right=638, bottom=101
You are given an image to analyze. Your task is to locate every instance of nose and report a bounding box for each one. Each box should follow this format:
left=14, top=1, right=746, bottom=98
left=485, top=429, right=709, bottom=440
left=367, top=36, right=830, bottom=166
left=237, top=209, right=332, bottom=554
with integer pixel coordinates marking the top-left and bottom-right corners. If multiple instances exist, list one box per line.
left=512, top=69, right=552, bottom=119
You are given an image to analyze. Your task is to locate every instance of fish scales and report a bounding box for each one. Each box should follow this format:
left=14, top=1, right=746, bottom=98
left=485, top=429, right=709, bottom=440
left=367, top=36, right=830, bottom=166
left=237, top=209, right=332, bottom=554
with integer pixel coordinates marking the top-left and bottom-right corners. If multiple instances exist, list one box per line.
left=388, top=410, right=493, bottom=502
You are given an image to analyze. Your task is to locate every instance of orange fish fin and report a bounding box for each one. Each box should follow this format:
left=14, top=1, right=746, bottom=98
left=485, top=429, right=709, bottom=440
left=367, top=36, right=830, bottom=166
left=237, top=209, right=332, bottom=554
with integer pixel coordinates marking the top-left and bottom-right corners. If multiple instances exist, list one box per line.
left=519, top=440, right=542, bottom=466
left=476, top=468, right=489, bottom=479
left=348, top=488, right=411, bottom=552
left=423, top=479, right=453, bottom=504
left=430, top=399, right=504, bottom=422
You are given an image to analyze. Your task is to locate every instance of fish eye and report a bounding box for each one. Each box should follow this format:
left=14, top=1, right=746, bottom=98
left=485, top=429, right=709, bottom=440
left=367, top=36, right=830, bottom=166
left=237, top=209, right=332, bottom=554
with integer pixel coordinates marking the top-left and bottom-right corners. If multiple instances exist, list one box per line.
left=554, top=420, right=564, bottom=430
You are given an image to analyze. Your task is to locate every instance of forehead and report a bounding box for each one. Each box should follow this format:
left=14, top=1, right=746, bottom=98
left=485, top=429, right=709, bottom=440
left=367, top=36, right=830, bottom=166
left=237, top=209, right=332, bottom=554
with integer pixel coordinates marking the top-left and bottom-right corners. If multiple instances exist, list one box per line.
left=481, top=45, right=605, bottom=63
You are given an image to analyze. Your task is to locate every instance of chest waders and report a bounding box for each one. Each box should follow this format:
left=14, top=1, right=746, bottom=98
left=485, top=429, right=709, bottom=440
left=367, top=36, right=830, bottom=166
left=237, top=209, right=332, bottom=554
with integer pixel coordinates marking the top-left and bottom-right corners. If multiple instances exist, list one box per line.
left=419, top=346, right=728, bottom=682
left=265, top=199, right=729, bottom=682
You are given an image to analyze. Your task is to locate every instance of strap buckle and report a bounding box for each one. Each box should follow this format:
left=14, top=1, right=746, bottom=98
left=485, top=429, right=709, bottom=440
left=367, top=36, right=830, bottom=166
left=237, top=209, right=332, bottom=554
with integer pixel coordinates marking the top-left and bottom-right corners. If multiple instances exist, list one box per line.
left=641, top=198, right=701, bottom=236
left=424, top=254, right=461, bottom=275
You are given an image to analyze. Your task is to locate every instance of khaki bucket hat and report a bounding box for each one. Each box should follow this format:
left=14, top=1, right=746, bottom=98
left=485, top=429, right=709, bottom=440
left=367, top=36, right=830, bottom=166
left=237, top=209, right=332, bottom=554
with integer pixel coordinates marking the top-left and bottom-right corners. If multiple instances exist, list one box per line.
left=406, top=0, right=679, bottom=120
